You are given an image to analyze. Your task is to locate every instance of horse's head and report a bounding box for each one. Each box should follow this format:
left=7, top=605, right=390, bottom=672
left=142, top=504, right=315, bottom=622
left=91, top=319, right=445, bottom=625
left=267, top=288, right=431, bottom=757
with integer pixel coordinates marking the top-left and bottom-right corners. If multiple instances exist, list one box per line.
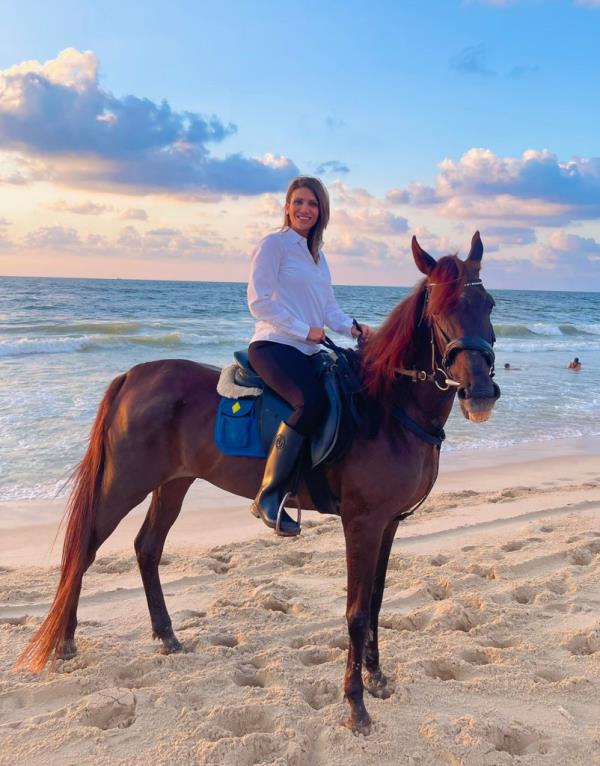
left=412, top=231, right=501, bottom=423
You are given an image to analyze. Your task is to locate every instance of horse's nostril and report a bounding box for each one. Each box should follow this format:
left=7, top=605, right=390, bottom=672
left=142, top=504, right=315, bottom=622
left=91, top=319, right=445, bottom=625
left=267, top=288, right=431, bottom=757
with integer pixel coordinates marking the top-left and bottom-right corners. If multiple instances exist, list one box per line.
left=458, top=387, right=469, bottom=400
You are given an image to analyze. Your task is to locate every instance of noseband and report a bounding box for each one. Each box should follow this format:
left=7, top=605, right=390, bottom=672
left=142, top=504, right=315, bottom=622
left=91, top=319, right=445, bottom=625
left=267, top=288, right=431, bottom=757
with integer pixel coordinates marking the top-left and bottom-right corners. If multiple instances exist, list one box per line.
left=396, top=279, right=496, bottom=391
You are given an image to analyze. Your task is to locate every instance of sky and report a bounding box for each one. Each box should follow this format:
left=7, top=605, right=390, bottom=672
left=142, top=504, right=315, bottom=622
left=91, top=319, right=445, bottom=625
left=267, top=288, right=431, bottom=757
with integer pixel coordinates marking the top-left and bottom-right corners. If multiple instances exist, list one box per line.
left=1, top=0, right=600, bottom=290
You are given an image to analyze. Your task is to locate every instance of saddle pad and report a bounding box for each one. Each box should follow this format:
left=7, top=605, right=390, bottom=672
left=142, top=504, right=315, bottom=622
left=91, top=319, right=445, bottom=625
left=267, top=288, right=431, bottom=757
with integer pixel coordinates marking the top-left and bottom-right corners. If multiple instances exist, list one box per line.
left=214, top=397, right=266, bottom=457
left=214, top=352, right=346, bottom=466
left=217, top=364, right=262, bottom=399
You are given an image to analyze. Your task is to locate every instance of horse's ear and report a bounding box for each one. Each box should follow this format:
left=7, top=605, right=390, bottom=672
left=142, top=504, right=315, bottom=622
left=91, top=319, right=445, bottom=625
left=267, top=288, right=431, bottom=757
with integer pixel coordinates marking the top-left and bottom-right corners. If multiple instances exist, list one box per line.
left=466, top=231, right=483, bottom=266
left=412, top=236, right=437, bottom=275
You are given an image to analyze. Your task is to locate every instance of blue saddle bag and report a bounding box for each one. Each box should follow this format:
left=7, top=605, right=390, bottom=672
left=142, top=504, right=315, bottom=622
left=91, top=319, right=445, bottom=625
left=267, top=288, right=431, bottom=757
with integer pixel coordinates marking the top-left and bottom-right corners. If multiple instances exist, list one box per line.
left=214, top=397, right=266, bottom=458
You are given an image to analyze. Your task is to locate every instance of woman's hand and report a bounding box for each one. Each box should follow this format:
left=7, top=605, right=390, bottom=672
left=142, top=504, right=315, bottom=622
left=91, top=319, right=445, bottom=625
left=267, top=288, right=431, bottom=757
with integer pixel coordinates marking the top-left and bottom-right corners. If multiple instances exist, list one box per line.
left=307, top=326, right=325, bottom=343
left=351, top=323, right=372, bottom=340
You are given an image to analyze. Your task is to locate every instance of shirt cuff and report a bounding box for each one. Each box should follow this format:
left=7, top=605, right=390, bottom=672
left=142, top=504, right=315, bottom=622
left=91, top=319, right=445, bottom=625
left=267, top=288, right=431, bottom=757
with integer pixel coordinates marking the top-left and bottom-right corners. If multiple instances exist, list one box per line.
left=291, top=319, right=311, bottom=341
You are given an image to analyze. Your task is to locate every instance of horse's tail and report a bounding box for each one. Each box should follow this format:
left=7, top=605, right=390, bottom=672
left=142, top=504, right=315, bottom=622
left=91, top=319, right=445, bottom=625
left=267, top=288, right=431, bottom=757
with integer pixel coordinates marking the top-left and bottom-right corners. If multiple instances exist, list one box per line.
left=16, top=373, right=127, bottom=673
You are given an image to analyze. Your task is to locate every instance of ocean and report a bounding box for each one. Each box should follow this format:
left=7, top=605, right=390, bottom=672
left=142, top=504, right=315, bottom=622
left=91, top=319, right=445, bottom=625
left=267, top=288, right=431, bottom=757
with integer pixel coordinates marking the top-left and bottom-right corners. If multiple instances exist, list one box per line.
left=1, top=276, right=599, bottom=502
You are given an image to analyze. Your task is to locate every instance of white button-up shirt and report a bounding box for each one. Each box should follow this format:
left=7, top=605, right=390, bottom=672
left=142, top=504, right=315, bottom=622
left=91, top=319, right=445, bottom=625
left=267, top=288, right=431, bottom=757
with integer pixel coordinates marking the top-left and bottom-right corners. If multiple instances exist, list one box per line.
left=247, top=228, right=353, bottom=355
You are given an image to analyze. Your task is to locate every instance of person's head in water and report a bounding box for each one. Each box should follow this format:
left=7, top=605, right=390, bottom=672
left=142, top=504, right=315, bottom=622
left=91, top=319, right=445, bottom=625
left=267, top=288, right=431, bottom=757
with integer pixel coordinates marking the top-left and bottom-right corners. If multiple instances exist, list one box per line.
left=568, top=356, right=582, bottom=369
left=504, top=363, right=510, bottom=370
left=574, top=357, right=579, bottom=364
left=283, top=176, right=330, bottom=262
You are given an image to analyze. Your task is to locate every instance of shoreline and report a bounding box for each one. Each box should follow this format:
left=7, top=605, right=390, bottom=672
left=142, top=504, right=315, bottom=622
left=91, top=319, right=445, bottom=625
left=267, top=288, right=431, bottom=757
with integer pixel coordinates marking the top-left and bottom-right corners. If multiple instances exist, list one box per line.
left=2, top=434, right=599, bottom=568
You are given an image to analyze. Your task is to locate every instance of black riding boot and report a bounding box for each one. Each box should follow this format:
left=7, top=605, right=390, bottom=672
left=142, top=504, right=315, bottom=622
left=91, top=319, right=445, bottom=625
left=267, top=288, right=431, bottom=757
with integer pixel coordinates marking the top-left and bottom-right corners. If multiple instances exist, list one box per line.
left=251, top=422, right=305, bottom=537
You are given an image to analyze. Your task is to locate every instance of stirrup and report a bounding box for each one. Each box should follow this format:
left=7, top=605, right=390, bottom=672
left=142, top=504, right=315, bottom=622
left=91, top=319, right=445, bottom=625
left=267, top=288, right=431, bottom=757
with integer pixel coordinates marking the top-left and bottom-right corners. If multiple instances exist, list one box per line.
left=275, top=492, right=302, bottom=536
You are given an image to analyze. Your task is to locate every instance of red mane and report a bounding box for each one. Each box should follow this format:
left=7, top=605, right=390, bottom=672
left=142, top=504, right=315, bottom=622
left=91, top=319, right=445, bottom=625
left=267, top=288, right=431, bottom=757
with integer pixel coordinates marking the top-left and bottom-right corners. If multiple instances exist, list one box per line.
left=361, top=256, right=465, bottom=400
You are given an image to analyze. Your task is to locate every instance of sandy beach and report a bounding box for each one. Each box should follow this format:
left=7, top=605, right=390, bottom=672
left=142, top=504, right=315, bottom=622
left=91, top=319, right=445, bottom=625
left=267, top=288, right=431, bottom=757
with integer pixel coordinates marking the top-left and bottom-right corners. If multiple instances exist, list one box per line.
left=1, top=437, right=600, bottom=765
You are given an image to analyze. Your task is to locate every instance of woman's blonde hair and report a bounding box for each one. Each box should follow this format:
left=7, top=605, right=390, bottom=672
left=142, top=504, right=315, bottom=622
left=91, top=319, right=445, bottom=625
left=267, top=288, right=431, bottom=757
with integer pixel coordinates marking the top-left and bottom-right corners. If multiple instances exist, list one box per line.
left=282, top=176, right=330, bottom=262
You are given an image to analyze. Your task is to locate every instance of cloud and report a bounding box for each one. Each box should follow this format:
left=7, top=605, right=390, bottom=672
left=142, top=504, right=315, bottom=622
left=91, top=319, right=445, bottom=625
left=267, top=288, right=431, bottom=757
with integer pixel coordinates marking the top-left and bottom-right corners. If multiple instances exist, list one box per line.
left=13, top=220, right=226, bottom=261
left=450, top=45, right=496, bottom=76
left=256, top=193, right=284, bottom=217
left=329, top=181, right=374, bottom=207
left=392, top=148, right=600, bottom=226
left=483, top=225, right=537, bottom=247
left=533, top=231, right=600, bottom=266
left=26, top=225, right=82, bottom=249
left=328, top=233, right=392, bottom=264
left=0, top=48, right=299, bottom=195
left=314, top=160, right=350, bottom=175
left=334, top=208, right=409, bottom=235
left=48, top=200, right=112, bottom=215
left=117, top=225, right=223, bottom=259
left=575, top=0, right=600, bottom=7
left=387, top=182, right=440, bottom=206
left=146, top=227, right=180, bottom=237
left=0, top=169, right=27, bottom=184
left=0, top=217, right=11, bottom=249
left=120, top=207, right=148, bottom=221
left=435, top=148, right=600, bottom=205
left=386, top=188, right=410, bottom=205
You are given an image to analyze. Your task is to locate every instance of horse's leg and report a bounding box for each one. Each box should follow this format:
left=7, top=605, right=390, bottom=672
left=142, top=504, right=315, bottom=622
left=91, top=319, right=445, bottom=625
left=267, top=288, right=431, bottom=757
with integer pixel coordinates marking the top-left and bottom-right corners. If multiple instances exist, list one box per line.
left=58, top=486, right=151, bottom=659
left=134, top=477, right=194, bottom=654
left=342, top=512, right=383, bottom=735
left=364, top=518, right=400, bottom=699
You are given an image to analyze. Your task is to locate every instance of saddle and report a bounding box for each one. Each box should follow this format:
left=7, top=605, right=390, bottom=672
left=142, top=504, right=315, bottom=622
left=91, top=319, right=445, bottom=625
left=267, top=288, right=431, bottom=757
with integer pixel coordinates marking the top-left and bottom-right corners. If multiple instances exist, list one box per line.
left=214, top=344, right=363, bottom=515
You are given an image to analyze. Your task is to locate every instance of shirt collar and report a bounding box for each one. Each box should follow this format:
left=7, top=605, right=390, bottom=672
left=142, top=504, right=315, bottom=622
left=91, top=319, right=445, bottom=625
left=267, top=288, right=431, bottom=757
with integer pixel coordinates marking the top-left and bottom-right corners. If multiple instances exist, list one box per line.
left=282, top=227, right=307, bottom=245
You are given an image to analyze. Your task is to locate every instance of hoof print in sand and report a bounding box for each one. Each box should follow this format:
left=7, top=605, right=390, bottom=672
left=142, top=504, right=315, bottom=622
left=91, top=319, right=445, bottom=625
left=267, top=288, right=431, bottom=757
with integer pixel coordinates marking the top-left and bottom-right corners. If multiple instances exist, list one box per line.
left=209, top=633, right=238, bottom=648
left=460, top=647, right=493, bottom=666
left=563, top=629, right=600, bottom=656
left=568, top=547, right=594, bottom=566
left=174, top=609, right=206, bottom=630
left=511, top=585, right=541, bottom=605
left=73, top=687, right=136, bottom=730
left=421, top=658, right=468, bottom=682
left=501, top=540, right=525, bottom=553
left=426, top=578, right=452, bottom=601
left=301, top=678, right=340, bottom=709
left=421, top=716, right=550, bottom=761
left=486, top=721, right=550, bottom=756
left=279, top=551, right=313, bottom=568
left=251, top=584, right=292, bottom=614
left=298, top=646, right=336, bottom=667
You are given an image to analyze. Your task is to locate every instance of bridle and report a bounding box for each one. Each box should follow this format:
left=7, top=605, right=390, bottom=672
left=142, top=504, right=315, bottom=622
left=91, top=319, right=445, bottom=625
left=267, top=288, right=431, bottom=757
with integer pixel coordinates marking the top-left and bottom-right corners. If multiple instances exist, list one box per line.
left=395, top=279, right=496, bottom=391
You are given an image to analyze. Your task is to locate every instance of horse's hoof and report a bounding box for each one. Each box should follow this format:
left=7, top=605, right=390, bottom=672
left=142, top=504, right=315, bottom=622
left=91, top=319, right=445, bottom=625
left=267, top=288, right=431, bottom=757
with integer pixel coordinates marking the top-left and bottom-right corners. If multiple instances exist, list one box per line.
left=343, top=713, right=372, bottom=736
left=57, top=639, right=77, bottom=660
left=159, top=635, right=183, bottom=655
left=365, top=670, right=395, bottom=699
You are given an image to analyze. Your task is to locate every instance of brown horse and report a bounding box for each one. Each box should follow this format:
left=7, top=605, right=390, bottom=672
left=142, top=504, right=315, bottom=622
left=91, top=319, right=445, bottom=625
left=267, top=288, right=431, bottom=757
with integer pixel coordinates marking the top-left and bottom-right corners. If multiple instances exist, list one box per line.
left=17, top=232, right=500, bottom=734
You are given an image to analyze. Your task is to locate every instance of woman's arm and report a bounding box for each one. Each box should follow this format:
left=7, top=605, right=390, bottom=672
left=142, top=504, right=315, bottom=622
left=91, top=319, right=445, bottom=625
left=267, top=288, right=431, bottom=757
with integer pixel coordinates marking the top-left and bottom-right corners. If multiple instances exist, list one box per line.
left=324, top=283, right=354, bottom=338
left=247, top=236, right=311, bottom=341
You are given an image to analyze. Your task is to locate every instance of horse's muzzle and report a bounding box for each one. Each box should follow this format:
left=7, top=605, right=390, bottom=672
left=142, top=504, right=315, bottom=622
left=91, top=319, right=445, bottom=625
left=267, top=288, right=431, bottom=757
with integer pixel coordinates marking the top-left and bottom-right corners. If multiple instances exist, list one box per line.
left=458, top=381, right=501, bottom=422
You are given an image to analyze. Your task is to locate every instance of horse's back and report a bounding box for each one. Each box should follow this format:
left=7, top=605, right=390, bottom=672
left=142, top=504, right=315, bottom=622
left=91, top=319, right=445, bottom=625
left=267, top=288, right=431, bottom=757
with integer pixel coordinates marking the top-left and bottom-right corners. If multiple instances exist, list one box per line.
left=110, top=358, right=220, bottom=434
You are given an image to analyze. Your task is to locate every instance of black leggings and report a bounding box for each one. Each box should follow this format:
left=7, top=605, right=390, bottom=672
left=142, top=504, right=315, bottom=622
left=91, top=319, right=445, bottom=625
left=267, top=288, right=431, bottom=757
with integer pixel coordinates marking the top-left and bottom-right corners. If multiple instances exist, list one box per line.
left=248, top=341, right=326, bottom=436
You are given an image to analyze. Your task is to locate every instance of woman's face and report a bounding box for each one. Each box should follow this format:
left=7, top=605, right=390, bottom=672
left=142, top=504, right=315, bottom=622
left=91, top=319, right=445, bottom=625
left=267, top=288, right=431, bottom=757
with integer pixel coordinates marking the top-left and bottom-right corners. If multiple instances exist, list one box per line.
left=286, top=186, right=319, bottom=235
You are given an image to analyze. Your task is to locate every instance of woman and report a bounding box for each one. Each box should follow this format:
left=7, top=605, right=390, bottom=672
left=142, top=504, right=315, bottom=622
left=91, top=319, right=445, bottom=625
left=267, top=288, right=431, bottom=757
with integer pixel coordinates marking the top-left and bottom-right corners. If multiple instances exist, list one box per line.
left=247, top=176, right=370, bottom=536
